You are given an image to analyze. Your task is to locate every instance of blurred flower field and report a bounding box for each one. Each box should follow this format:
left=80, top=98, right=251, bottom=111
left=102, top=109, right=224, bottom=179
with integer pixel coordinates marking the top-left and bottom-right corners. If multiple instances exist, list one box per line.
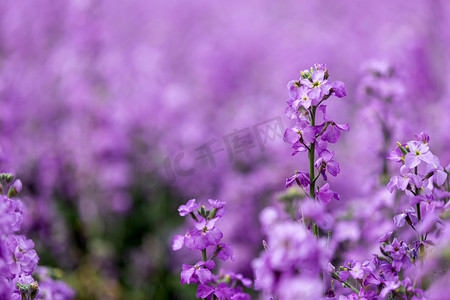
left=1, top=1, right=450, bottom=299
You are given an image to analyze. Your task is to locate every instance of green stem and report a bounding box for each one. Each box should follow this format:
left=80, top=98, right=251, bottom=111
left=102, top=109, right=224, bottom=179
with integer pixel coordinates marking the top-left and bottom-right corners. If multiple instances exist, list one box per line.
left=309, top=106, right=318, bottom=237
left=414, top=167, right=421, bottom=222
left=202, top=249, right=207, bottom=261
left=342, top=280, right=359, bottom=294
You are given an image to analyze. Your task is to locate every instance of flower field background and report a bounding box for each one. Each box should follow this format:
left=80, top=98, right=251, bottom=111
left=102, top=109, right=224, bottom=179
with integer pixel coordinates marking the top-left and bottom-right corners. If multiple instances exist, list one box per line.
left=1, top=1, right=450, bottom=299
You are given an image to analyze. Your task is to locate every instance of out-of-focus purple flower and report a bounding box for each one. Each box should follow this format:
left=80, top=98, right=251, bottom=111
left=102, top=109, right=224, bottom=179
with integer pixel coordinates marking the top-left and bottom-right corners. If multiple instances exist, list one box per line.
left=387, top=146, right=405, bottom=163
left=384, top=238, right=407, bottom=260
left=378, top=231, right=392, bottom=242
left=339, top=270, right=350, bottom=281
left=316, top=183, right=340, bottom=206
left=35, top=267, right=75, bottom=300
left=331, top=81, right=346, bottom=98
left=276, top=276, right=324, bottom=300
left=0, top=196, right=23, bottom=233
left=349, top=261, right=364, bottom=280
left=380, top=263, right=398, bottom=281
left=393, top=208, right=418, bottom=228
left=216, top=243, right=234, bottom=261
left=414, top=132, right=430, bottom=144
left=178, top=199, right=200, bottom=216
left=196, top=282, right=237, bottom=299
left=172, top=234, right=185, bottom=251
left=379, top=279, right=400, bottom=298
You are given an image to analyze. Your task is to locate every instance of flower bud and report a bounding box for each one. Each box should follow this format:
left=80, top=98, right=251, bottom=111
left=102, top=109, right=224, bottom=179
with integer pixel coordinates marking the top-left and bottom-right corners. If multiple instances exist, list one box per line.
left=8, top=179, right=22, bottom=198
left=396, top=142, right=408, bottom=154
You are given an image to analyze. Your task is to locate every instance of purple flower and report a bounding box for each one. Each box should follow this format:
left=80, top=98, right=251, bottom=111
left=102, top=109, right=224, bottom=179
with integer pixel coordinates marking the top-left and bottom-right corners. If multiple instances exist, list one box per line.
left=387, top=146, right=405, bottom=162
left=5, top=235, right=39, bottom=275
left=208, top=199, right=226, bottom=217
left=425, top=156, right=448, bottom=186
left=285, top=171, right=311, bottom=188
left=387, top=166, right=422, bottom=194
left=7, top=179, right=22, bottom=198
left=197, top=282, right=237, bottom=299
left=380, top=264, right=398, bottom=281
left=414, top=132, right=430, bottom=144
left=321, top=121, right=349, bottom=144
left=404, top=141, right=434, bottom=168
left=178, top=199, right=200, bottom=217
left=393, top=208, right=417, bottom=228
left=284, top=120, right=317, bottom=147
left=216, top=243, right=234, bottom=261
left=172, top=234, right=185, bottom=251
left=180, top=260, right=215, bottom=285
left=300, top=70, right=332, bottom=103
left=349, top=261, right=364, bottom=280
left=287, top=86, right=313, bottom=111
left=316, top=183, right=340, bottom=205
left=339, top=270, right=350, bottom=281
left=384, top=238, right=406, bottom=260
left=331, top=81, right=346, bottom=98
left=227, top=272, right=252, bottom=288
left=378, top=231, right=393, bottom=243
left=314, top=150, right=340, bottom=181
left=379, top=279, right=400, bottom=298
left=208, top=199, right=225, bottom=209
left=0, top=196, right=24, bottom=233
left=191, top=217, right=223, bottom=249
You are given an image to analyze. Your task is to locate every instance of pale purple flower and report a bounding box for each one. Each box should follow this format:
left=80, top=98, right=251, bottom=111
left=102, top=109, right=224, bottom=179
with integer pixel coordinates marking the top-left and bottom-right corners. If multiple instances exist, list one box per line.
left=216, top=243, right=234, bottom=261
left=300, top=70, right=332, bottom=103
left=384, top=238, right=407, bottom=260
left=5, top=235, right=39, bottom=275
left=191, top=217, right=223, bottom=249
left=316, top=183, right=340, bottom=205
left=284, top=120, right=317, bottom=146
left=180, top=260, right=215, bottom=285
left=393, top=208, right=418, bottom=228
left=349, top=261, right=364, bottom=280
left=314, top=150, right=340, bottom=181
left=387, top=146, right=405, bottom=162
left=414, top=132, right=430, bottom=144
left=425, top=156, right=448, bottom=186
left=378, top=231, right=393, bottom=242
left=285, top=171, right=311, bottom=188
left=331, top=81, right=346, bottom=98
left=321, top=121, right=349, bottom=144
left=178, top=199, right=200, bottom=217
left=172, top=234, right=185, bottom=251
left=379, top=279, right=400, bottom=298
left=404, top=141, right=434, bottom=168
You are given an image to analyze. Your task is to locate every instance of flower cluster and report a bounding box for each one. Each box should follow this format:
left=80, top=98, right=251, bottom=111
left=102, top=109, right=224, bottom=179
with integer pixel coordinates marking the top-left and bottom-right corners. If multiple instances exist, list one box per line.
left=0, top=172, right=74, bottom=300
left=0, top=173, right=40, bottom=299
left=252, top=206, right=331, bottom=300
left=284, top=64, right=348, bottom=208
left=173, top=199, right=251, bottom=299
left=328, top=133, right=449, bottom=299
